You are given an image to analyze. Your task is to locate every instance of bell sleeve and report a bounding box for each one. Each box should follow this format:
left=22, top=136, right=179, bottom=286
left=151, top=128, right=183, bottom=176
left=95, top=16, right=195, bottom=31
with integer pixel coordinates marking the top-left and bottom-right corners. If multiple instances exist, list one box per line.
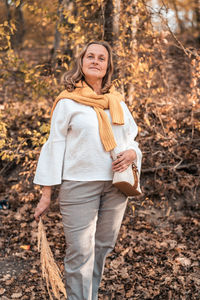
left=33, top=99, right=70, bottom=186
left=123, top=103, right=142, bottom=176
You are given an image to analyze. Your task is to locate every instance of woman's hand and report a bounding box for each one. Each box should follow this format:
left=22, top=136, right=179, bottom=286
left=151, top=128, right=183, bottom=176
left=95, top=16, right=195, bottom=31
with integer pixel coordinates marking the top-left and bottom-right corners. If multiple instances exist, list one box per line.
left=112, top=149, right=137, bottom=173
left=34, top=186, right=52, bottom=222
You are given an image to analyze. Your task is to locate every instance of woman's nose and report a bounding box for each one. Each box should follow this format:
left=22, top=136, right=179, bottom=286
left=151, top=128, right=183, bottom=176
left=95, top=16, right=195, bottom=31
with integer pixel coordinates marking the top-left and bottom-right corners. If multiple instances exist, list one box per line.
left=92, top=57, right=98, bottom=64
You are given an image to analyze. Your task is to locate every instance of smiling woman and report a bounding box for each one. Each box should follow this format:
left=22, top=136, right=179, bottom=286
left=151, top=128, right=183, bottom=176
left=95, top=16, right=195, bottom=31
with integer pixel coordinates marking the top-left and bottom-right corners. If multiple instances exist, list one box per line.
left=82, top=44, right=109, bottom=94
left=62, top=41, right=114, bottom=94
left=33, top=41, right=142, bottom=300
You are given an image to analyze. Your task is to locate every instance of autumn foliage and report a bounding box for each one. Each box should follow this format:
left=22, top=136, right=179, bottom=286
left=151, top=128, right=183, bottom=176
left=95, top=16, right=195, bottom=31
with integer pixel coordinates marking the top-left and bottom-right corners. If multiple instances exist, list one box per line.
left=0, top=0, right=199, bottom=208
left=0, top=0, right=200, bottom=299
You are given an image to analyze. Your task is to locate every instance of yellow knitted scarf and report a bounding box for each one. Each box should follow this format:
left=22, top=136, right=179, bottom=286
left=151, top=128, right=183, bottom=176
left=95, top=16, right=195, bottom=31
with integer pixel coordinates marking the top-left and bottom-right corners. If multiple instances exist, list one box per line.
left=51, top=81, right=124, bottom=152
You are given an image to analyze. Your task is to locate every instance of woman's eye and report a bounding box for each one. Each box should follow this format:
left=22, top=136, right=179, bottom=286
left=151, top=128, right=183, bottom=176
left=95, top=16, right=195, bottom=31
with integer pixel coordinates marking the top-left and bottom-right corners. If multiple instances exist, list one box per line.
left=99, top=57, right=105, bottom=61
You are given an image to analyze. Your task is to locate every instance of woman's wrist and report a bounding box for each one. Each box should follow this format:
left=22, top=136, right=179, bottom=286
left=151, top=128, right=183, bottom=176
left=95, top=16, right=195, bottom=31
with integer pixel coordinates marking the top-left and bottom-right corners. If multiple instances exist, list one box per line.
left=129, top=149, right=137, bottom=162
left=41, top=186, right=52, bottom=201
left=42, top=186, right=52, bottom=195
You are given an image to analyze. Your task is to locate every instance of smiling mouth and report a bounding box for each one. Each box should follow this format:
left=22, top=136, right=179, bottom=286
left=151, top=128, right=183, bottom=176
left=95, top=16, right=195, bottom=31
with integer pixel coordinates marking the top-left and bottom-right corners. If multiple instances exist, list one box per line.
left=89, top=67, right=100, bottom=70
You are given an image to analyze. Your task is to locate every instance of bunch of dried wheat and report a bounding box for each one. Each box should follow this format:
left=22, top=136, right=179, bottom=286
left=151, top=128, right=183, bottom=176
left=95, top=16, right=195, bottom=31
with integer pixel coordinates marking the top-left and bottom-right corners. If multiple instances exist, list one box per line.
left=38, top=218, right=67, bottom=300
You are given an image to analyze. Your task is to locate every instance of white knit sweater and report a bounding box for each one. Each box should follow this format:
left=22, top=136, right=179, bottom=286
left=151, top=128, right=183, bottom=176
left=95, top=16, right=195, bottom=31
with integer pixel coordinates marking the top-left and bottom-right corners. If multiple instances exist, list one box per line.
left=33, top=99, right=142, bottom=186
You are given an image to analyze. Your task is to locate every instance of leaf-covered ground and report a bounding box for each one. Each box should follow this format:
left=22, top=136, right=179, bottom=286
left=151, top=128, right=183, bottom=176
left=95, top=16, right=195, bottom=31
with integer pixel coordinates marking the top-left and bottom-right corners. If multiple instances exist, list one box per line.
left=0, top=40, right=199, bottom=300
left=0, top=196, right=199, bottom=300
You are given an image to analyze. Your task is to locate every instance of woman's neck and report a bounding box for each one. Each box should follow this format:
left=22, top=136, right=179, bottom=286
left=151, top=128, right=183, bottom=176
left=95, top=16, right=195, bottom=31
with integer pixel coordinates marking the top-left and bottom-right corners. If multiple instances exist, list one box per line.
left=85, top=78, right=102, bottom=95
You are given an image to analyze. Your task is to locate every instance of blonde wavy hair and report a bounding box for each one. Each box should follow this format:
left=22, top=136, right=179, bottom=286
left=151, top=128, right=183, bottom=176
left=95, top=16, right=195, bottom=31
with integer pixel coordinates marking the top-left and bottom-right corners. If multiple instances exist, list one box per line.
left=62, top=41, right=114, bottom=94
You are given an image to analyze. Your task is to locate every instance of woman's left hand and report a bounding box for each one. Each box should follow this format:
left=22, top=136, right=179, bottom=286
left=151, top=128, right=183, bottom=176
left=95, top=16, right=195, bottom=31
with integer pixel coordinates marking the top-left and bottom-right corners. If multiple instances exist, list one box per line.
left=112, top=149, right=137, bottom=173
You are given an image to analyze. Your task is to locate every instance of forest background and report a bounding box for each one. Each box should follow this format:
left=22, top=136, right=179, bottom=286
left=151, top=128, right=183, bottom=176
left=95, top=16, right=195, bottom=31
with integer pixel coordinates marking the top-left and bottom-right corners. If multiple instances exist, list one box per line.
left=0, top=0, right=200, bottom=299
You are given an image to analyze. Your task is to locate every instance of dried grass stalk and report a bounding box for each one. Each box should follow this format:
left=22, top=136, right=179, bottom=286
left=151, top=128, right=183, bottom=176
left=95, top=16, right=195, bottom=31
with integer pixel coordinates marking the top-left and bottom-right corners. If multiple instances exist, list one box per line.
left=38, top=218, right=67, bottom=300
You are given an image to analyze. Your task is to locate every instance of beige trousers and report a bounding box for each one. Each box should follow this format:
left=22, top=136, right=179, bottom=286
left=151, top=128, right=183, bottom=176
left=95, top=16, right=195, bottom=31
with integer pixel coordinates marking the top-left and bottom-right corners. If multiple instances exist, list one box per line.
left=59, top=180, right=127, bottom=300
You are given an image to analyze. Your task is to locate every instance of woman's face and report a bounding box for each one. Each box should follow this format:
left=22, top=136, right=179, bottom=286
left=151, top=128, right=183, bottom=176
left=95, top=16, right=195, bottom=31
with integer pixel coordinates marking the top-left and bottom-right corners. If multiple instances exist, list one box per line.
left=82, top=44, right=109, bottom=83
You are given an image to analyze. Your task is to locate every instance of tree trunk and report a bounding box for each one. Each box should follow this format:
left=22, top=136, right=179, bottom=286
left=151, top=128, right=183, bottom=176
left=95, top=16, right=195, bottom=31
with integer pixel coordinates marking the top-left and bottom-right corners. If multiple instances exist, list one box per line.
left=194, top=0, right=200, bottom=31
left=4, top=0, right=11, bottom=25
left=4, top=0, right=25, bottom=49
left=113, top=0, right=120, bottom=37
left=64, top=0, right=77, bottom=61
left=127, top=2, right=139, bottom=105
left=104, top=0, right=114, bottom=46
left=51, top=0, right=64, bottom=60
left=172, top=0, right=184, bottom=33
left=51, top=0, right=75, bottom=67
left=13, top=1, right=25, bottom=48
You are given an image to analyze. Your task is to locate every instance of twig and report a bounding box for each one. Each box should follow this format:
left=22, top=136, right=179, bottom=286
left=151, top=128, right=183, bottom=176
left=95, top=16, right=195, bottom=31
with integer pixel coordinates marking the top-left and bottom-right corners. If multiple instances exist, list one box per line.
left=142, top=163, right=199, bottom=173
